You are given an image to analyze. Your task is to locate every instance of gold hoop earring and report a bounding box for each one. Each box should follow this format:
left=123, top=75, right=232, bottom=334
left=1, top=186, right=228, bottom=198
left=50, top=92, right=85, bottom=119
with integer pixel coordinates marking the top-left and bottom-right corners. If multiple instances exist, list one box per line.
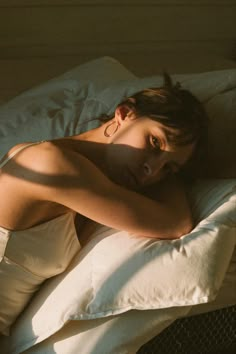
left=104, top=121, right=119, bottom=137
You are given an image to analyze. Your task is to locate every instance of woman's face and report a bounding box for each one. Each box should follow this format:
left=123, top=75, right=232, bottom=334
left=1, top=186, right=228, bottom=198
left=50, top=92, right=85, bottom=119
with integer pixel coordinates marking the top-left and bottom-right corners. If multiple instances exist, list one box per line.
left=103, top=108, right=195, bottom=190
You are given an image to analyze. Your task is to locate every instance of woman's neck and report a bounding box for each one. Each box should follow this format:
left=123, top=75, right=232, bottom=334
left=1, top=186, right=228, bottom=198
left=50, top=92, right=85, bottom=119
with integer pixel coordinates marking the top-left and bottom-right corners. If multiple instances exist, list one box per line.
left=67, top=124, right=109, bottom=172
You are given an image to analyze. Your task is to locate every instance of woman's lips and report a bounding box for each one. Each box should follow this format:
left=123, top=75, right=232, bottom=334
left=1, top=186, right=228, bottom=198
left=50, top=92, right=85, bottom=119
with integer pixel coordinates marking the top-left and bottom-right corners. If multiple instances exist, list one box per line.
left=125, top=168, right=140, bottom=189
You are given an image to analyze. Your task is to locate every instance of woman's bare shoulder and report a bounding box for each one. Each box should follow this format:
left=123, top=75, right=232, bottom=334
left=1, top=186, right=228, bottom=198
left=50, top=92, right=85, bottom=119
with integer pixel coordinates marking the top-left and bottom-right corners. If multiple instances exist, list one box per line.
left=3, top=140, right=111, bottom=192
left=0, top=141, right=75, bottom=187
left=1, top=141, right=62, bottom=172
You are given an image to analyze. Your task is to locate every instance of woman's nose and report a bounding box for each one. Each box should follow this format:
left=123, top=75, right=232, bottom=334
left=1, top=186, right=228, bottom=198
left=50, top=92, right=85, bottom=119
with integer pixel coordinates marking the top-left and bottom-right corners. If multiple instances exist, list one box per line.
left=143, top=158, right=163, bottom=178
left=143, top=162, right=154, bottom=176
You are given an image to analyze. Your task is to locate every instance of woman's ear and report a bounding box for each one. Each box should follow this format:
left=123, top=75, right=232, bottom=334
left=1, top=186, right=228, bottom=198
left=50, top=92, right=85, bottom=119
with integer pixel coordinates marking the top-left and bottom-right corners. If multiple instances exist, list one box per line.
left=115, top=104, right=136, bottom=124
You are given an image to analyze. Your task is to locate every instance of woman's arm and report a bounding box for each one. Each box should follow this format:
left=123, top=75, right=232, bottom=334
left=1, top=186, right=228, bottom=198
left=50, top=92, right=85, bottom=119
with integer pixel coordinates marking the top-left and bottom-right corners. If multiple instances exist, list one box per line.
left=76, top=175, right=193, bottom=244
left=9, top=142, right=193, bottom=239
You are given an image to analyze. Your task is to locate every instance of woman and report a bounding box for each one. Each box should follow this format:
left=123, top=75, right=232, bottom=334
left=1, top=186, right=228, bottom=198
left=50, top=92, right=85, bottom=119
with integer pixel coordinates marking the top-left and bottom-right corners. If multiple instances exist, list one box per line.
left=0, top=74, right=208, bottom=335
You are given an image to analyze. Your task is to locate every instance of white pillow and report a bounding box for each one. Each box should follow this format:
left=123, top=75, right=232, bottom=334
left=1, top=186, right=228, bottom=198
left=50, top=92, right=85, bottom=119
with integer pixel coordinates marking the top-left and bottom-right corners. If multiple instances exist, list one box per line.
left=205, top=88, right=236, bottom=177
left=0, top=56, right=136, bottom=159
left=94, top=68, right=236, bottom=112
left=9, top=179, right=236, bottom=354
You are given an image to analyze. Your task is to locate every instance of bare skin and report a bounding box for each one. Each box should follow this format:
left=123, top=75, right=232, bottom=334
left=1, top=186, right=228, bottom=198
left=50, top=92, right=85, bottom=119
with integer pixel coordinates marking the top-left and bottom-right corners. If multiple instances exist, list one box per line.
left=0, top=106, right=195, bottom=239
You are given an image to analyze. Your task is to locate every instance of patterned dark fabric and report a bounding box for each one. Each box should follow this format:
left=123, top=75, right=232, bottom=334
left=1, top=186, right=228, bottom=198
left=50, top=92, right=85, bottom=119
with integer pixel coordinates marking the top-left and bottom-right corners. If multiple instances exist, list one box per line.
left=138, top=305, right=236, bottom=354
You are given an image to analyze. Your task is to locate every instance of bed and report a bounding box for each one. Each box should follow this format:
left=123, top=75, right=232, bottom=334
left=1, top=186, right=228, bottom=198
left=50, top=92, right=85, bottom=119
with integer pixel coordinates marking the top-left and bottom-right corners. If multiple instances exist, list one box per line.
left=0, top=57, right=235, bottom=354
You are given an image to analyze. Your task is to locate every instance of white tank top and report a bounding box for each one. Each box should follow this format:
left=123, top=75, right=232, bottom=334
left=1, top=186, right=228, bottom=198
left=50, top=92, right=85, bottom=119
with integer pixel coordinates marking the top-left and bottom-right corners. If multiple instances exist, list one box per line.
left=0, top=142, right=80, bottom=335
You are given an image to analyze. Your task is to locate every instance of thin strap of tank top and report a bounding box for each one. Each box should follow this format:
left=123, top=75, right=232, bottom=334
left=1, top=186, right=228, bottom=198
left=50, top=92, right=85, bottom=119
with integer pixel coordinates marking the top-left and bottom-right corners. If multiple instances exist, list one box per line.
left=0, top=141, right=46, bottom=169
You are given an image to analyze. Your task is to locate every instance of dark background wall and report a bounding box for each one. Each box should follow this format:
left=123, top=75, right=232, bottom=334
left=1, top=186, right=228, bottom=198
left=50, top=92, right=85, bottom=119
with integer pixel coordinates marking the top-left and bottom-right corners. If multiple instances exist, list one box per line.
left=0, top=0, right=235, bottom=102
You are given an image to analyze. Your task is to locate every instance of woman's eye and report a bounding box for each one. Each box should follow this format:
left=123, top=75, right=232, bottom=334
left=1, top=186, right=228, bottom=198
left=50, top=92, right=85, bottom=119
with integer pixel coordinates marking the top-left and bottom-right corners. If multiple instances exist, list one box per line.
left=151, top=136, right=160, bottom=149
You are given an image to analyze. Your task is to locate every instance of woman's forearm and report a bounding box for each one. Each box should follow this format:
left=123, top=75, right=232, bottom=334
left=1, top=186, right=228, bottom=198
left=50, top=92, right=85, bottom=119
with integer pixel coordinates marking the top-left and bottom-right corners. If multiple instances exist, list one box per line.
left=76, top=176, right=192, bottom=242
left=71, top=175, right=193, bottom=240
